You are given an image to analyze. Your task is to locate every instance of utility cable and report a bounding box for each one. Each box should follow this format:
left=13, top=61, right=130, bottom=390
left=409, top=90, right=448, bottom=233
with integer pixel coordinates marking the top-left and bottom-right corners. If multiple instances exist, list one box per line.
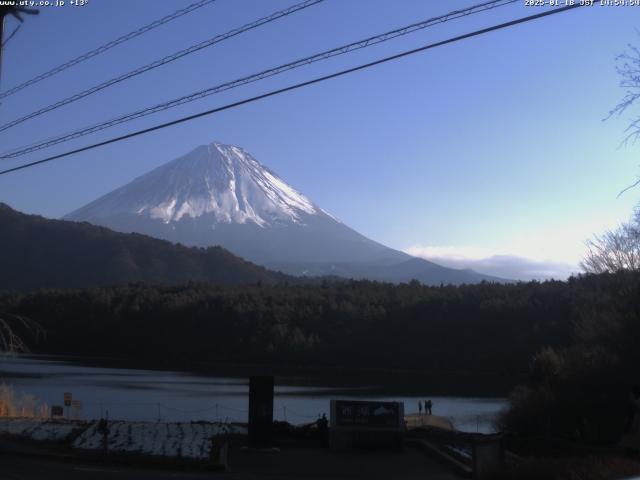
left=0, top=0, right=517, bottom=158
left=0, top=4, right=583, bottom=177
left=0, top=0, right=324, bottom=132
left=0, top=0, right=218, bottom=100
left=1, top=23, right=21, bottom=48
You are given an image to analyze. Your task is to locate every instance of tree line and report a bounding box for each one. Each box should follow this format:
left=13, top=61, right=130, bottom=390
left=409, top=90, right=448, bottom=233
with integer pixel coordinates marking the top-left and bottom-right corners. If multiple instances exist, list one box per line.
left=0, top=276, right=591, bottom=394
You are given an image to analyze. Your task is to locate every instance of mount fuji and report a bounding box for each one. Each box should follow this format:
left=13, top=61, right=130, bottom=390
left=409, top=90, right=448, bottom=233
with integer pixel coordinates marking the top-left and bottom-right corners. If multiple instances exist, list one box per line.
left=65, top=142, right=505, bottom=285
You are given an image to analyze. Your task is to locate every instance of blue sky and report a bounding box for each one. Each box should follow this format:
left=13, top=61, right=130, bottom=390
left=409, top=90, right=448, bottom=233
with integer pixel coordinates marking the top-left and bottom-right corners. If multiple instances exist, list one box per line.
left=1, top=0, right=639, bottom=280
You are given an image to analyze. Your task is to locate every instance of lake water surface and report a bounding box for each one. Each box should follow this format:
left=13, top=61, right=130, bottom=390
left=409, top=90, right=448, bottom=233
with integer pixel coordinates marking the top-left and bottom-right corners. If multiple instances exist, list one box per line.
left=0, top=355, right=506, bottom=433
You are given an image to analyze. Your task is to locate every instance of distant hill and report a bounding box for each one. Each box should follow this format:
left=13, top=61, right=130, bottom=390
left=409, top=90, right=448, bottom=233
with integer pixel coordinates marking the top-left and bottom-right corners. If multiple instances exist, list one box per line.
left=0, top=203, right=291, bottom=290
left=265, top=257, right=508, bottom=285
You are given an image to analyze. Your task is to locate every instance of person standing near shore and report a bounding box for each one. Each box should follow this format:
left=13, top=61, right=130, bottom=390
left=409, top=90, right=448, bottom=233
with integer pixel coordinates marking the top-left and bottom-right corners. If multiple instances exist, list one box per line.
left=425, top=399, right=432, bottom=415
left=418, top=400, right=423, bottom=416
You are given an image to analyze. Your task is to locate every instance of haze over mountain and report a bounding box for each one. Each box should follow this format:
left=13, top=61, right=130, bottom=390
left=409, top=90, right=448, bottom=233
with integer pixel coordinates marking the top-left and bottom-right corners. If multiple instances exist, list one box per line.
left=65, top=142, right=507, bottom=285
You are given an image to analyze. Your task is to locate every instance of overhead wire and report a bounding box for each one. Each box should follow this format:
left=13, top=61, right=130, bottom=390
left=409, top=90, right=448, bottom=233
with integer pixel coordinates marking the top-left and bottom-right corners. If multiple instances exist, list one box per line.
left=0, top=0, right=325, bottom=133
left=1, top=23, right=21, bottom=48
left=0, top=0, right=218, bottom=100
left=0, top=0, right=518, bottom=159
left=0, top=3, right=584, bottom=177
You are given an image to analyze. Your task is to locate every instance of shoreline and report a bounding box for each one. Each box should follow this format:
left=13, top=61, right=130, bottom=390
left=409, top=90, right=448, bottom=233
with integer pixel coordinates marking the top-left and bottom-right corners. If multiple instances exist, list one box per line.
left=2, top=352, right=517, bottom=398
left=404, top=413, right=455, bottom=431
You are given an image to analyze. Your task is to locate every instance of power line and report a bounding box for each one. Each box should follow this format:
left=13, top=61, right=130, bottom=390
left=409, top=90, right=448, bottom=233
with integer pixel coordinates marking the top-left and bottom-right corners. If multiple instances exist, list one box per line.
left=0, top=0, right=518, bottom=159
left=0, top=0, right=217, bottom=100
left=1, top=23, right=21, bottom=48
left=0, top=6, right=38, bottom=92
left=0, top=0, right=325, bottom=133
left=0, top=4, right=583, bottom=177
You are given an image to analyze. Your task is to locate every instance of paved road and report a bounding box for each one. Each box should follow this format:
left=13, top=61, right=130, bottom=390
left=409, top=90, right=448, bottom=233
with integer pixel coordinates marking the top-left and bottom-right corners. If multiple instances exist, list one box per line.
left=1, top=455, right=214, bottom=480
left=228, top=446, right=460, bottom=480
left=1, top=447, right=461, bottom=480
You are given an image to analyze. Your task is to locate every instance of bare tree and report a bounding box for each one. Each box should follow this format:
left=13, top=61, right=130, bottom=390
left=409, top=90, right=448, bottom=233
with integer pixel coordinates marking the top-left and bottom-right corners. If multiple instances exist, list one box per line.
left=610, top=43, right=640, bottom=140
left=582, top=210, right=640, bottom=273
left=609, top=42, right=640, bottom=194
left=582, top=43, right=640, bottom=272
left=0, top=312, right=42, bottom=353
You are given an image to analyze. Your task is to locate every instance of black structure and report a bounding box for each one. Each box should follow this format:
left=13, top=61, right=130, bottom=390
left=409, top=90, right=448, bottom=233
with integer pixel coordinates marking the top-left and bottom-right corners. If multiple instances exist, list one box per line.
left=248, top=375, right=274, bottom=448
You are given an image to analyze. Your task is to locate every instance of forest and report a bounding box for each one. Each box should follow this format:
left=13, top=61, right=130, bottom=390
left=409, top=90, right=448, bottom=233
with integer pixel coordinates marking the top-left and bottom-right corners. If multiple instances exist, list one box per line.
left=0, top=275, right=587, bottom=394
left=1, top=256, right=638, bottom=444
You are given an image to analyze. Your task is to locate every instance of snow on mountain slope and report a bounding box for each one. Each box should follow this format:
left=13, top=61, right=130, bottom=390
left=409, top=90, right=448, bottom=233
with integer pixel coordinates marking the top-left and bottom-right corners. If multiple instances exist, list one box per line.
left=68, top=142, right=329, bottom=227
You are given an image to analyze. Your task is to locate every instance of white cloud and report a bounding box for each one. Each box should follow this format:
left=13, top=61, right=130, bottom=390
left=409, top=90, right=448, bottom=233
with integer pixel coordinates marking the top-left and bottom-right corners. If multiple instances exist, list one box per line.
left=405, top=245, right=580, bottom=281
left=402, top=213, right=635, bottom=281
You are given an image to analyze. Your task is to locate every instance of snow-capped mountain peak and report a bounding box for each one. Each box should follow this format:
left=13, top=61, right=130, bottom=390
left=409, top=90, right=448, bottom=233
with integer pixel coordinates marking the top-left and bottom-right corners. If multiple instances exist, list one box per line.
left=64, top=140, right=507, bottom=284
left=68, top=141, right=326, bottom=227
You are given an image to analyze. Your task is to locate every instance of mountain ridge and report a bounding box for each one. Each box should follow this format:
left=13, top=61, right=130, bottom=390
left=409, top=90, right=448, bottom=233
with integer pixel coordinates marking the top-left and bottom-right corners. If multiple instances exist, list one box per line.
left=0, top=202, right=292, bottom=291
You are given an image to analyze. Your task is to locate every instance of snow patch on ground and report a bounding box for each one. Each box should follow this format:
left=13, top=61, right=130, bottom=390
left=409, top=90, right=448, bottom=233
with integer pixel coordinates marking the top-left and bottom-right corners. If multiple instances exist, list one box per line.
left=0, top=417, right=82, bottom=441
left=73, top=421, right=246, bottom=460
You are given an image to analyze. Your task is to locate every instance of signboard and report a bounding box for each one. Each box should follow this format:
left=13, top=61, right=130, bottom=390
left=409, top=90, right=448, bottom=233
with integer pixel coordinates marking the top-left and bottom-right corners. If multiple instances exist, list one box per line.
left=332, top=400, right=403, bottom=429
left=63, top=392, right=72, bottom=407
left=248, top=376, right=274, bottom=448
left=70, top=399, right=83, bottom=420
left=51, top=405, right=64, bottom=417
left=329, top=400, right=405, bottom=451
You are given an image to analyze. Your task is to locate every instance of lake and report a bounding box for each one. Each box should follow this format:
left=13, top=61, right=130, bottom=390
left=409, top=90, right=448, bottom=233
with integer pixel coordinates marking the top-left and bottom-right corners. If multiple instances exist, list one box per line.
left=0, top=355, right=506, bottom=433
